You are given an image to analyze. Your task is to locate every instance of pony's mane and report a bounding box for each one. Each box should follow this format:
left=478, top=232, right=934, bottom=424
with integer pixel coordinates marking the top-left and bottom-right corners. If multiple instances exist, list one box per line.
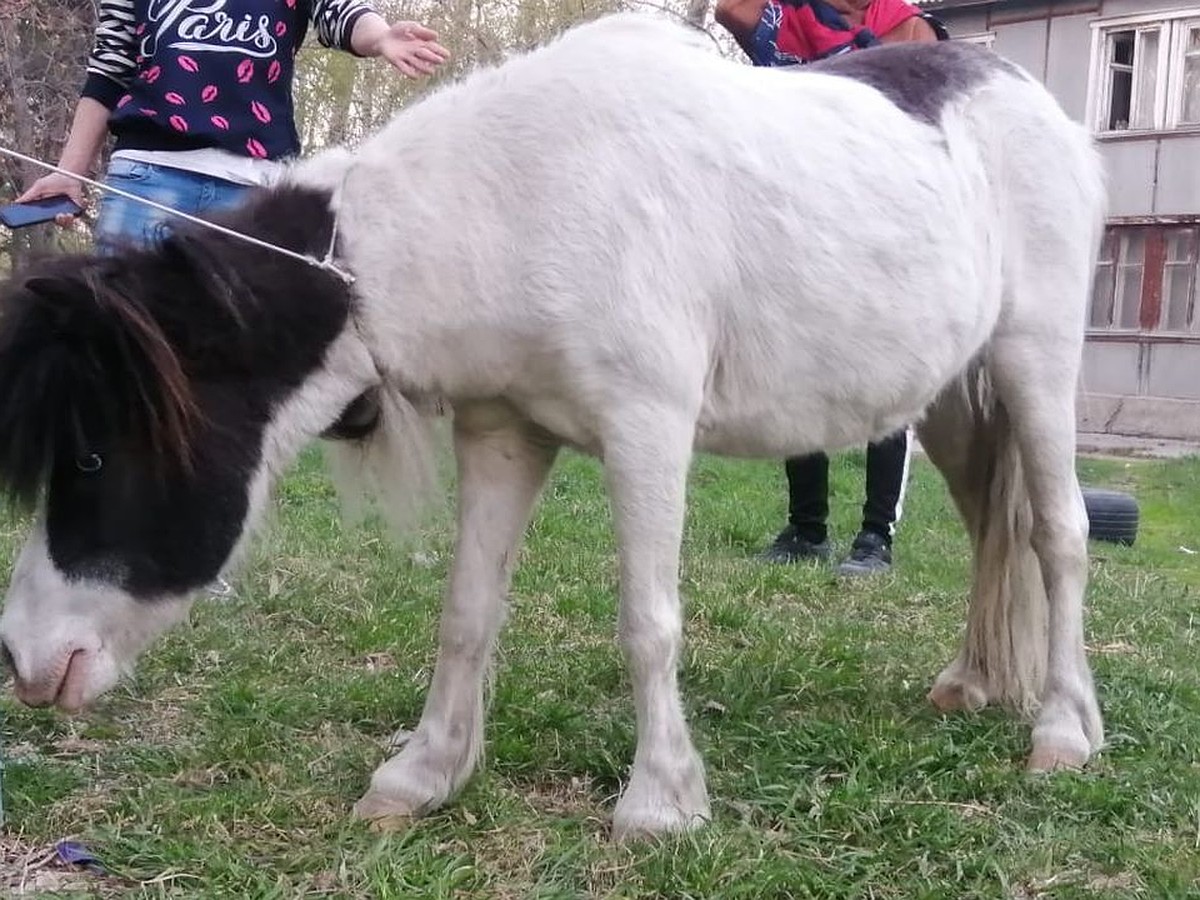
left=0, top=185, right=347, bottom=509
left=0, top=253, right=200, bottom=507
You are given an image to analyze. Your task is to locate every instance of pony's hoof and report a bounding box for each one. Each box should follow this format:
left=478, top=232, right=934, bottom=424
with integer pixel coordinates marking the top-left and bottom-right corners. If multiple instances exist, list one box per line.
left=612, top=802, right=710, bottom=841
left=612, top=765, right=711, bottom=840
left=353, top=790, right=421, bottom=830
left=1026, top=741, right=1090, bottom=772
left=928, top=673, right=989, bottom=712
left=1028, top=719, right=1094, bottom=771
left=1029, top=685, right=1103, bottom=772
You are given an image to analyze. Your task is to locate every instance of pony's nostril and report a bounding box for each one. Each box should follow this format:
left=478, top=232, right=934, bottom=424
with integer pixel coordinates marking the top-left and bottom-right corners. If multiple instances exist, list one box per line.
left=0, top=639, right=15, bottom=677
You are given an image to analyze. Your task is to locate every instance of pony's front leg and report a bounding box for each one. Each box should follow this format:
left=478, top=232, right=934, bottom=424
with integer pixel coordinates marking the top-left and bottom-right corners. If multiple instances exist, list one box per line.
left=604, top=412, right=710, bottom=839
left=354, top=412, right=557, bottom=825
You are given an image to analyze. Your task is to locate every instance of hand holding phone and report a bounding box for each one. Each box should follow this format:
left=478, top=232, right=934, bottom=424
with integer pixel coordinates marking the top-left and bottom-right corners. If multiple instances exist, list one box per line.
left=0, top=195, right=85, bottom=229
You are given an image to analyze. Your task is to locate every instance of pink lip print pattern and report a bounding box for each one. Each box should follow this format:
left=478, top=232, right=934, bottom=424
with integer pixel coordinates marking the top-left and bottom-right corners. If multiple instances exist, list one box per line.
left=237, top=60, right=255, bottom=84
left=117, top=94, right=132, bottom=108
left=246, top=138, right=267, bottom=159
left=143, top=65, right=161, bottom=83
left=201, top=85, right=219, bottom=103
left=140, top=108, right=158, bottom=116
left=164, top=92, right=186, bottom=106
left=169, top=115, right=188, bottom=132
left=274, top=21, right=287, bottom=37
left=250, top=101, right=271, bottom=124
left=178, top=55, right=199, bottom=73
left=267, top=60, right=282, bottom=84
left=211, top=115, right=230, bottom=130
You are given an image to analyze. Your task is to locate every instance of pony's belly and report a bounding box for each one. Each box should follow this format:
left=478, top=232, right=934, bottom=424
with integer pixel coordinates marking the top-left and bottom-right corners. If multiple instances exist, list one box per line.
left=694, top=406, right=916, bottom=459
left=694, top=358, right=949, bottom=459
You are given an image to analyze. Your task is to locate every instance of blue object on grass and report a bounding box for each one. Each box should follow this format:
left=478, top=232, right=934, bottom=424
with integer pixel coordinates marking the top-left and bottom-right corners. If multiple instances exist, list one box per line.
left=55, top=841, right=106, bottom=873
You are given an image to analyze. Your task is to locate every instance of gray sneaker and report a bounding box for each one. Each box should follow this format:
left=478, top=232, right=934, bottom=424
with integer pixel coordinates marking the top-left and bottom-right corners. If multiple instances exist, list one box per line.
left=759, top=524, right=832, bottom=564
left=837, top=531, right=892, bottom=576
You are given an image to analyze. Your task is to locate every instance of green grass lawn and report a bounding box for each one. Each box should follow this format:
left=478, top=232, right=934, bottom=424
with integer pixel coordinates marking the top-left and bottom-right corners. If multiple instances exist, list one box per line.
left=2, top=448, right=1199, bottom=898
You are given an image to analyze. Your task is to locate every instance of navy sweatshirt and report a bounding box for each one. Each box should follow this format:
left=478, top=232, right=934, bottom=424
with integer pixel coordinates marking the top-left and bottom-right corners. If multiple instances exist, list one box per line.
left=82, top=0, right=375, bottom=160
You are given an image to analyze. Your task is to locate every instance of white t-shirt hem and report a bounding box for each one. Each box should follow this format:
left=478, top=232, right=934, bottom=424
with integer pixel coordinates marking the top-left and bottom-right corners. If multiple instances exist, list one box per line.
left=112, top=148, right=287, bottom=187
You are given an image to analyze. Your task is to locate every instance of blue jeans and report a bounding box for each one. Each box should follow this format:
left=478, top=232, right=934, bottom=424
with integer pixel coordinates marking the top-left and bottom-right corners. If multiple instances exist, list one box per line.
left=93, top=158, right=253, bottom=251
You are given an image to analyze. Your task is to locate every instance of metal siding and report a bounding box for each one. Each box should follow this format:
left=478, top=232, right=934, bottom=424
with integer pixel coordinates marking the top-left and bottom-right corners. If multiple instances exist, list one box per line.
left=991, top=18, right=1050, bottom=77
left=1154, top=138, right=1200, bottom=215
left=1045, top=14, right=1093, bottom=120
left=1082, top=342, right=1143, bottom=393
left=1098, top=141, right=1159, bottom=215
left=1099, top=0, right=1200, bottom=15
left=1146, top=343, right=1200, bottom=399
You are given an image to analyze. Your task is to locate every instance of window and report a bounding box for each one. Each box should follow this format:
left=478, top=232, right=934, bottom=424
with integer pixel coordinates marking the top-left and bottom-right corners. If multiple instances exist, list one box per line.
left=1089, top=12, right=1200, bottom=133
left=1090, top=224, right=1200, bottom=333
left=1181, top=22, right=1200, bottom=124
left=1163, top=228, right=1198, bottom=331
left=1091, top=229, right=1145, bottom=329
left=957, top=32, right=995, bottom=49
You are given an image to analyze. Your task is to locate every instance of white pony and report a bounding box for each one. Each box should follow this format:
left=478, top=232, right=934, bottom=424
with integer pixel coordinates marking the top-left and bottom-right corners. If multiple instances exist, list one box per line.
left=0, top=14, right=1105, bottom=838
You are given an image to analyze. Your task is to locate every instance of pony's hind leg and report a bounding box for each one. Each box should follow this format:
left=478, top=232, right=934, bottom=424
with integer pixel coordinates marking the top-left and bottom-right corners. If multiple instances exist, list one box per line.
left=990, top=338, right=1102, bottom=771
left=603, top=406, right=710, bottom=839
left=917, top=379, right=997, bottom=714
left=354, top=407, right=558, bottom=824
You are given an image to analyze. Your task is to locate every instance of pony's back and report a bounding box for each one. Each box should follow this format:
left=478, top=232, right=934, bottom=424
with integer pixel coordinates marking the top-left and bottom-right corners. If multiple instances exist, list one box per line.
left=303, top=16, right=1099, bottom=458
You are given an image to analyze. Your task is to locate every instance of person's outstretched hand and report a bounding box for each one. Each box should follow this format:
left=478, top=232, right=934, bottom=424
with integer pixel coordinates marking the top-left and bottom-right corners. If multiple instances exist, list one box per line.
left=374, top=21, right=451, bottom=77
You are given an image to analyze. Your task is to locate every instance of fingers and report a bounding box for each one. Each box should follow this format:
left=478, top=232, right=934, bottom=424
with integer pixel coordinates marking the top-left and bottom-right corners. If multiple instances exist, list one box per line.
left=16, top=174, right=84, bottom=206
left=384, top=40, right=451, bottom=78
left=417, top=41, right=450, bottom=63
left=14, top=172, right=87, bottom=229
left=397, top=21, right=439, bottom=42
left=389, top=54, right=421, bottom=78
left=62, top=183, right=86, bottom=207
left=408, top=48, right=443, bottom=74
left=15, top=182, right=52, bottom=203
left=383, top=21, right=450, bottom=78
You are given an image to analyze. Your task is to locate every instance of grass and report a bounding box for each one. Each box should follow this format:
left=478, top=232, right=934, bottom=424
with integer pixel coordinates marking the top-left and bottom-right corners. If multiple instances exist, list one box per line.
left=2, top=448, right=1199, bottom=898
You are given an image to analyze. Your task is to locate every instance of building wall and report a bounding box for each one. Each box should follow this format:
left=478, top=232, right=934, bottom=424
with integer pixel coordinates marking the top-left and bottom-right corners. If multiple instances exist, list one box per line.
left=934, top=0, right=1200, bottom=213
left=932, top=0, right=1200, bottom=440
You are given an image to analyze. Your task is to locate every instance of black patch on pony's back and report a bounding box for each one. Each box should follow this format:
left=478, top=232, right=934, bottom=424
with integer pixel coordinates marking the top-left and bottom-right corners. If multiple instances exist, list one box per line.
left=0, top=184, right=356, bottom=597
left=812, top=41, right=1021, bottom=125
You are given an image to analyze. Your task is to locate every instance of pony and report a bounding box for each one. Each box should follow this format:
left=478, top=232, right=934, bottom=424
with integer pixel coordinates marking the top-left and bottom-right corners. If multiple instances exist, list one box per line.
left=0, top=14, right=1106, bottom=838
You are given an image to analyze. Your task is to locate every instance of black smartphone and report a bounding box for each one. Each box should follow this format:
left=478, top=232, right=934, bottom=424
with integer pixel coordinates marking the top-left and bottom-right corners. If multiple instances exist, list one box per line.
left=0, top=195, right=84, bottom=229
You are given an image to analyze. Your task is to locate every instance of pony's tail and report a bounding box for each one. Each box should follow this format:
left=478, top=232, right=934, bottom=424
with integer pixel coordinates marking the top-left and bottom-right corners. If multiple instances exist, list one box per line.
left=920, top=362, right=1047, bottom=718
left=323, top=385, right=444, bottom=539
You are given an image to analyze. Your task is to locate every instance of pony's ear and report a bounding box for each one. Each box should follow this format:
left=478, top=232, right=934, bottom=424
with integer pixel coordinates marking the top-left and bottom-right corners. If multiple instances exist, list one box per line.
left=24, top=274, right=70, bottom=297
left=21, top=275, right=86, bottom=326
left=152, top=230, right=249, bottom=342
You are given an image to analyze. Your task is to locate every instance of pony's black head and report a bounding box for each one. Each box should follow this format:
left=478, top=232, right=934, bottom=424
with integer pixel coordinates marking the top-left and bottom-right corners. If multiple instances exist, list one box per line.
left=0, top=184, right=376, bottom=711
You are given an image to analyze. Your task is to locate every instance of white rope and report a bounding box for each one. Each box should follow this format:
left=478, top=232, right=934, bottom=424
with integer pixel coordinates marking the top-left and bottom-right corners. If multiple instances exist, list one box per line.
left=0, top=145, right=356, bottom=285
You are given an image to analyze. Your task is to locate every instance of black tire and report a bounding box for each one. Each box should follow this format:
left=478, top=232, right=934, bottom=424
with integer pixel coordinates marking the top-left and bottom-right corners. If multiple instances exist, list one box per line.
left=1082, top=487, right=1139, bottom=546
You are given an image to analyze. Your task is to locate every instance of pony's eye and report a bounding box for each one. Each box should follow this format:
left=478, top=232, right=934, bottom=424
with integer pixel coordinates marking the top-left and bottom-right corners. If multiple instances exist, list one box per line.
left=76, top=453, right=104, bottom=474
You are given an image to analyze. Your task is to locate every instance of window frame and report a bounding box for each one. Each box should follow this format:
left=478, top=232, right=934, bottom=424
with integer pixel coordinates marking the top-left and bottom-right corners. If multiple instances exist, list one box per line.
left=1089, top=223, right=1200, bottom=337
left=1087, top=9, right=1200, bottom=136
left=1167, top=16, right=1200, bottom=126
left=956, top=32, right=996, bottom=48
